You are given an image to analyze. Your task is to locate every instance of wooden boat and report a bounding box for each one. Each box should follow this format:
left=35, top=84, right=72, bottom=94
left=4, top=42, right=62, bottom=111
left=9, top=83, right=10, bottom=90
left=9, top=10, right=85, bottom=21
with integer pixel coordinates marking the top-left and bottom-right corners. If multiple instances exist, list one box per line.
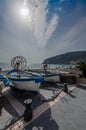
left=0, top=74, right=6, bottom=81
left=29, top=71, right=61, bottom=82
left=42, top=72, right=61, bottom=82
left=7, top=70, right=44, bottom=92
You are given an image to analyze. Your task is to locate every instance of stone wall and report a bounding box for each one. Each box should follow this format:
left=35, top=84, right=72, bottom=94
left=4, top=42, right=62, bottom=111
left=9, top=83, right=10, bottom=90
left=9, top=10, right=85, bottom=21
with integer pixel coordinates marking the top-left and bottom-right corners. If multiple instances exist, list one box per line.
left=60, top=75, right=77, bottom=84
left=77, top=78, right=86, bottom=84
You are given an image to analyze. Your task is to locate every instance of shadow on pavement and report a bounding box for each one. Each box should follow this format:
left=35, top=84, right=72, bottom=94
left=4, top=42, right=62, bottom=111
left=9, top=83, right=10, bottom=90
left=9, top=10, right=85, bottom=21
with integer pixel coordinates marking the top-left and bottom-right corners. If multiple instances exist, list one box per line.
left=67, top=91, right=76, bottom=98
left=77, top=85, right=86, bottom=90
left=0, top=96, right=19, bottom=130
left=25, top=107, right=59, bottom=130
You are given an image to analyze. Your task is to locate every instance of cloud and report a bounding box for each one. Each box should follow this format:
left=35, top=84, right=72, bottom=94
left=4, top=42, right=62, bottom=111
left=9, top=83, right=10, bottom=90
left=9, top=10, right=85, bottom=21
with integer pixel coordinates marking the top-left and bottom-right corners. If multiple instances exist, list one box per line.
left=1, top=0, right=86, bottom=64
left=60, top=17, right=86, bottom=45
left=58, top=7, right=62, bottom=11
left=23, top=0, right=59, bottom=47
left=59, top=0, right=65, bottom=3
left=44, top=17, right=86, bottom=57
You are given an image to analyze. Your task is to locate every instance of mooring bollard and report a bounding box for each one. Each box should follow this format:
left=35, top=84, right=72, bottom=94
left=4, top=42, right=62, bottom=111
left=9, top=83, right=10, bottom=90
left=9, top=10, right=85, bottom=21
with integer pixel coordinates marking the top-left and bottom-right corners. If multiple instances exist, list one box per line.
left=63, top=83, right=68, bottom=92
left=24, top=98, right=33, bottom=122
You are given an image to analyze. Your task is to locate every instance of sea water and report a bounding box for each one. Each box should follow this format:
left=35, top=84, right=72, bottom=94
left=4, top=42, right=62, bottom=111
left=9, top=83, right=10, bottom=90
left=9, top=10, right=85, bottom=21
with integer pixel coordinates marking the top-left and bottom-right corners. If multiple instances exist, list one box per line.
left=0, top=62, right=76, bottom=70
left=29, top=63, right=76, bottom=70
left=0, top=62, right=11, bottom=70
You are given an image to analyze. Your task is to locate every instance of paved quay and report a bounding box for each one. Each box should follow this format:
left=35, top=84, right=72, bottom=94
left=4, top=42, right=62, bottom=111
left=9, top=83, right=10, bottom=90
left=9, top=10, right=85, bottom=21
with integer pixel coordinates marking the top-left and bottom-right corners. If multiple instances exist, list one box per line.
left=25, top=85, right=86, bottom=130
left=6, top=86, right=74, bottom=129
left=0, top=84, right=86, bottom=130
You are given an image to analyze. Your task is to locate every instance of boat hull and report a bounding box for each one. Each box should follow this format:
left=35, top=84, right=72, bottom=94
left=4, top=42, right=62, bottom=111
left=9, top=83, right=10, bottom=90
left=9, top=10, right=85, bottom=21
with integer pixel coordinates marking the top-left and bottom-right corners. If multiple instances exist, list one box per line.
left=11, top=80, right=40, bottom=91
left=31, top=72, right=61, bottom=82
left=44, top=75, right=60, bottom=82
left=7, top=70, right=44, bottom=92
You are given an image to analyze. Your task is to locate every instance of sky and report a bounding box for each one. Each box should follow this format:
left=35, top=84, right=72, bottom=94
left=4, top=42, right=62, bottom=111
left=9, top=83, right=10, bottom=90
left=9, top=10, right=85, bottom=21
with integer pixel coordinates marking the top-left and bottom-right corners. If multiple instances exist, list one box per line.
left=0, top=0, right=86, bottom=64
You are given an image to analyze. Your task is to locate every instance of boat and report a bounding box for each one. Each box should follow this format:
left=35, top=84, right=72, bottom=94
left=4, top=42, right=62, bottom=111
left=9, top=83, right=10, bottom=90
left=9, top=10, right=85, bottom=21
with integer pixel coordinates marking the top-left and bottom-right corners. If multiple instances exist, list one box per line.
left=40, top=72, right=61, bottom=82
left=6, top=56, right=44, bottom=92
left=36, top=63, right=61, bottom=82
left=0, top=74, right=10, bottom=86
left=7, top=70, right=44, bottom=92
left=29, top=71, right=61, bottom=82
left=0, top=74, right=6, bottom=81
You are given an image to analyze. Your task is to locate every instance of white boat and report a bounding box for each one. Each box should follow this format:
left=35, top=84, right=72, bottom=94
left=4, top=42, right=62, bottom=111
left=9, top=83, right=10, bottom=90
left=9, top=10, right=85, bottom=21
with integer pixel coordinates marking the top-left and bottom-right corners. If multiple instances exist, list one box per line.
left=8, top=70, right=44, bottom=92
left=43, top=73, right=61, bottom=82
left=30, top=71, right=61, bottom=82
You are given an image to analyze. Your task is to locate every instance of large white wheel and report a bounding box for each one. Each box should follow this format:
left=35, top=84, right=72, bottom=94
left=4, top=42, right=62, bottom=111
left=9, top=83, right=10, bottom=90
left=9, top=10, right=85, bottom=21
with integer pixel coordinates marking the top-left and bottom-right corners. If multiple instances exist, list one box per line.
left=11, top=56, right=27, bottom=71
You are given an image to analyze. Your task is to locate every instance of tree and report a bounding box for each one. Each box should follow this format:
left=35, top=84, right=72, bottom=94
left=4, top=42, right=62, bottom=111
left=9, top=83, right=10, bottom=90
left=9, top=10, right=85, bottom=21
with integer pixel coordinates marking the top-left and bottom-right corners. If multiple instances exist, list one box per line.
left=76, top=62, right=86, bottom=78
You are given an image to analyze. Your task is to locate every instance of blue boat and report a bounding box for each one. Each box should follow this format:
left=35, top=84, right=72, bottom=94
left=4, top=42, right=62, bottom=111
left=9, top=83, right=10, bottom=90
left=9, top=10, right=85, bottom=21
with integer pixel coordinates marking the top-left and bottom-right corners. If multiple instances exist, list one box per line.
left=0, top=74, right=10, bottom=86
left=0, top=74, right=6, bottom=80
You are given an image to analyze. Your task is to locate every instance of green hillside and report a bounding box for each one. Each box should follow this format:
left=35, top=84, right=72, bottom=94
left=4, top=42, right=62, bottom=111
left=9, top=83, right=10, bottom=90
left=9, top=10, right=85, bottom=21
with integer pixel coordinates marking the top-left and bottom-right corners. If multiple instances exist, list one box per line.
left=43, top=51, right=86, bottom=64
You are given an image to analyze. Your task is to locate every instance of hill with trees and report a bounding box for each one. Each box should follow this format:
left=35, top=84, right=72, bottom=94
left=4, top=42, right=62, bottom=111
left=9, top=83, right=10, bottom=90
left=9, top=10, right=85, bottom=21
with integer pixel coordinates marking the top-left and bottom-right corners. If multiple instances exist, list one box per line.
left=43, top=51, right=86, bottom=64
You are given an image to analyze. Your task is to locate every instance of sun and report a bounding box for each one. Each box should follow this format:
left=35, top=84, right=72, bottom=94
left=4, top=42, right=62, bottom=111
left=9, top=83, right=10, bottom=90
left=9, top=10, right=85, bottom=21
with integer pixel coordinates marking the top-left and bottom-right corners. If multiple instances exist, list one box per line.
left=20, top=7, right=29, bottom=19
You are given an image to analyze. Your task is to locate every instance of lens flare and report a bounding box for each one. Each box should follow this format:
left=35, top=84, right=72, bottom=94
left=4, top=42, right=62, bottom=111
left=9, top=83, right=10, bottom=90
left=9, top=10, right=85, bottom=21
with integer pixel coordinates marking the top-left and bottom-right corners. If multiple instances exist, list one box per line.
left=20, top=7, right=29, bottom=18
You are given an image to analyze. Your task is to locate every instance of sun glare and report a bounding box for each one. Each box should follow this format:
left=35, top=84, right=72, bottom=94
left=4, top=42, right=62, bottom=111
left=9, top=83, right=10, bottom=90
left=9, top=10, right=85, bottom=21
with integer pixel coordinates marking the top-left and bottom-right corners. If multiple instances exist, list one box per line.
left=20, top=7, right=29, bottom=19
